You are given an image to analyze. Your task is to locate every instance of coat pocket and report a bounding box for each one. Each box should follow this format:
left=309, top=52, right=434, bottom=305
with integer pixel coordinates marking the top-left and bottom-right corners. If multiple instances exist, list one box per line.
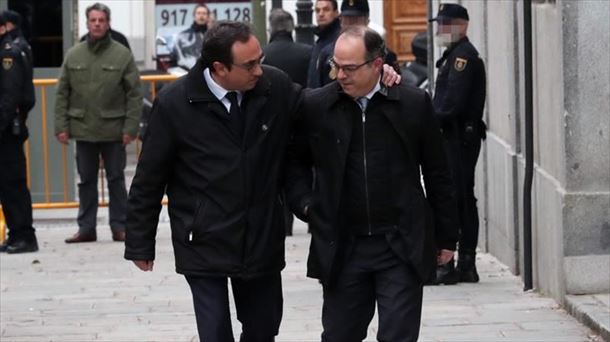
left=67, top=108, right=85, bottom=118
left=100, top=109, right=125, bottom=119
left=67, top=64, right=89, bottom=85
left=101, top=64, right=122, bottom=84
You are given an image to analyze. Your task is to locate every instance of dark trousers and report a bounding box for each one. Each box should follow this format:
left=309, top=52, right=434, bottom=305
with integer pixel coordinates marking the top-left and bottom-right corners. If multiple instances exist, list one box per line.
left=321, top=235, right=423, bottom=342
left=0, top=136, right=35, bottom=242
left=75, top=141, right=127, bottom=234
left=185, top=273, right=283, bottom=342
left=444, top=137, right=482, bottom=251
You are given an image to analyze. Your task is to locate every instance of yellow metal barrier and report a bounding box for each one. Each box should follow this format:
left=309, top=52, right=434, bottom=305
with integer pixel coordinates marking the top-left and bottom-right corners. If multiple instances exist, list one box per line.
left=0, top=74, right=178, bottom=243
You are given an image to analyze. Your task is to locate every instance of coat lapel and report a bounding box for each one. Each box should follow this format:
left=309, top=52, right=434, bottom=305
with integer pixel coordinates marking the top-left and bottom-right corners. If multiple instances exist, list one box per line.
left=379, top=86, right=417, bottom=165
left=243, top=71, right=271, bottom=147
left=184, top=61, right=243, bottom=146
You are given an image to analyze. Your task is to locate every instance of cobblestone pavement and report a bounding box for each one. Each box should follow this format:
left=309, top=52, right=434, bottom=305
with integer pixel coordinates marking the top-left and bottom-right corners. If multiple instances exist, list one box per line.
left=1, top=215, right=603, bottom=342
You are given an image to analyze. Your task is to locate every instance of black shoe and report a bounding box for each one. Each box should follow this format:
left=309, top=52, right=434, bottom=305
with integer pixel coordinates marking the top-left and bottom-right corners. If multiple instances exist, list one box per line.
left=0, top=241, right=9, bottom=253
left=433, top=258, right=459, bottom=285
left=6, top=238, right=39, bottom=254
left=457, top=251, right=480, bottom=283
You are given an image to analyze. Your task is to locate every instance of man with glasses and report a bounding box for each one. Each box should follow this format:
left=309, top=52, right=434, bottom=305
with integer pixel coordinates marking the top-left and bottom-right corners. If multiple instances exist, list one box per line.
left=286, top=27, right=458, bottom=341
left=312, top=0, right=399, bottom=88
left=125, top=21, right=295, bottom=341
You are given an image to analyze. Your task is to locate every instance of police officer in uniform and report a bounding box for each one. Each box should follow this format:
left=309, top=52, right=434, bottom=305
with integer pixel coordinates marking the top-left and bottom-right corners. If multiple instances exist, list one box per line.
left=430, top=4, right=486, bottom=284
left=0, top=12, right=38, bottom=254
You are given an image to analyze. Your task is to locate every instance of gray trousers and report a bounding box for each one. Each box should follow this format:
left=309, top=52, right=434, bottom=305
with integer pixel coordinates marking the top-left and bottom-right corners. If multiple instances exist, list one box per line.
left=76, top=141, right=127, bottom=234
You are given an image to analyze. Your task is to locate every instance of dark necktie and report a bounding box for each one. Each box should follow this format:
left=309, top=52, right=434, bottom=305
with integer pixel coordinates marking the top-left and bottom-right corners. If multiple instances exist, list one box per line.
left=226, top=91, right=244, bottom=138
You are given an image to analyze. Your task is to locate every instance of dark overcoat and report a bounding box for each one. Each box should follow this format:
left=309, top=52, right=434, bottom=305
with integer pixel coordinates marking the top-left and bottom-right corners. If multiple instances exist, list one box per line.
left=125, top=61, right=301, bottom=278
left=286, top=82, right=459, bottom=285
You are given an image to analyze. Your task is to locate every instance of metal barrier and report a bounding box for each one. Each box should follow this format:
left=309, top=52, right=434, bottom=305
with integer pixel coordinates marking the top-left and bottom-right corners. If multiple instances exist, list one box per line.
left=0, top=74, right=178, bottom=243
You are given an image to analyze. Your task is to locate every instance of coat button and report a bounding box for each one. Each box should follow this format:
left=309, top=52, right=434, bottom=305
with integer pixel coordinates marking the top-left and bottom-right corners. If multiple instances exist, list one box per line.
left=262, top=124, right=268, bottom=131
left=336, top=138, right=341, bottom=144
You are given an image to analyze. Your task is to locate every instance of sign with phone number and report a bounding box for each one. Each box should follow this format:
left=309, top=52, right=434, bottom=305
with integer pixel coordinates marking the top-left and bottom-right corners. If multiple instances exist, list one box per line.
left=156, top=2, right=252, bottom=28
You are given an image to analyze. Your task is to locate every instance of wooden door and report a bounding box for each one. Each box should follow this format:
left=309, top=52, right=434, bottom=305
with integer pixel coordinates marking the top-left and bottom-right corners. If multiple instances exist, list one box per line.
left=384, top=0, right=428, bottom=62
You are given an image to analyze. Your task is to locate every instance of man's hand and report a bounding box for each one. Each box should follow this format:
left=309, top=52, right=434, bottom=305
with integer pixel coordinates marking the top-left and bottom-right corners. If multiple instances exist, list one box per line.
left=56, top=132, right=69, bottom=144
left=437, top=249, right=454, bottom=265
left=133, top=260, right=154, bottom=271
left=381, top=64, right=401, bottom=87
left=122, top=134, right=134, bottom=145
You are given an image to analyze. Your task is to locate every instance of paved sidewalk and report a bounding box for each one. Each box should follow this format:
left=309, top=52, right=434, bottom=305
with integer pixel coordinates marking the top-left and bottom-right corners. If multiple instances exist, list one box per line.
left=1, top=216, right=604, bottom=342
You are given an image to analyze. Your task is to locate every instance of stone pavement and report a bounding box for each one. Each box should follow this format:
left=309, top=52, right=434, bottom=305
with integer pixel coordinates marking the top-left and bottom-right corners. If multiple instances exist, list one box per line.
left=0, top=213, right=605, bottom=342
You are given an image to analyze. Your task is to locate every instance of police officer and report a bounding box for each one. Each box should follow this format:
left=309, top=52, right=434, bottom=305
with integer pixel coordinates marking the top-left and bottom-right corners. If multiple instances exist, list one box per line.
left=2, top=10, right=32, bottom=64
left=3, top=10, right=34, bottom=112
left=430, top=4, right=486, bottom=284
left=0, top=12, right=38, bottom=254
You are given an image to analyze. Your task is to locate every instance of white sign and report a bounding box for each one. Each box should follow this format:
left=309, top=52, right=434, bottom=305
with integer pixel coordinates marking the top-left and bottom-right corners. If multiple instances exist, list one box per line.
left=155, top=2, right=253, bottom=29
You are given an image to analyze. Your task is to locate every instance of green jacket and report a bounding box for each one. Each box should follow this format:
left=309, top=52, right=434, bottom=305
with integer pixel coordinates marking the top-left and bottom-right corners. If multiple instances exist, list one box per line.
left=54, top=34, right=142, bottom=141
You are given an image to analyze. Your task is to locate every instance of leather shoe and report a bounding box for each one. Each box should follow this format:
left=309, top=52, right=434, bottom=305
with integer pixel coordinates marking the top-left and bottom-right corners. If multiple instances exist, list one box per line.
left=112, top=231, right=125, bottom=242
left=65, top=232, right=97, bottom=243
left=0, top=240, right=10, bottom=252
left=433, top=258, right=459, bottom=285
left=7, top=238, right=39, bottom=254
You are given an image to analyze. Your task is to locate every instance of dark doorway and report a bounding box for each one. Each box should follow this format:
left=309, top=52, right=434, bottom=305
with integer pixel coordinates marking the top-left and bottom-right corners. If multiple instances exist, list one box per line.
left=9, top=0, right=64, bottom=67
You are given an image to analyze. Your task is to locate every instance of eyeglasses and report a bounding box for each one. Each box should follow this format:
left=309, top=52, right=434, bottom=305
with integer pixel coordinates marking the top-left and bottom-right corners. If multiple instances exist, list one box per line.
left=329, top=58, right=374, bottom=75
left=232, top=55, right=265, bottom=72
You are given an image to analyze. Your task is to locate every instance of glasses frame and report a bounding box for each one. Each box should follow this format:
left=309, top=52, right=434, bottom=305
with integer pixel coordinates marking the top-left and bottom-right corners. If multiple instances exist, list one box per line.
left=329, top=58, right=375, bottom=75
left=232, top=55, right=266, bottom=72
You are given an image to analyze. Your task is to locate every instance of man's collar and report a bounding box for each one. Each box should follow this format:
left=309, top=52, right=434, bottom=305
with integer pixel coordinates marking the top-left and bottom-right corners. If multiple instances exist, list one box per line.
left=315, top=17, right=341, bottom=38
left=362, top=76, right=382, bottom=100
left=203, top=68, right=240, bottom=101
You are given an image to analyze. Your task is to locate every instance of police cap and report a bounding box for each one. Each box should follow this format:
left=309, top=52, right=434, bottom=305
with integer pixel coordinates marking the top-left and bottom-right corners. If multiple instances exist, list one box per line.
left=0, top=12, right=6, bottom=26
left=340, top=0, right=369, bottom=17
left=3, top=10, right=22, bottom=27
left=429, top=3, right=469, bottom=22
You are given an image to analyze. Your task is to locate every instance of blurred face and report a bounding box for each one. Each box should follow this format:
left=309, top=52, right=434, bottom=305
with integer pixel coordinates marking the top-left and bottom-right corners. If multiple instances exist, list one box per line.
left=435, top=19, right=467, bottom=46
left=0, top=25, right=6, bottom=36
left=86, top=9, right=110, bottom=41
left=315, top=1, right=339, bottom=28
left=332, top=35, right=382, bottom=98
left=194, top=6, right=209, bottom=26
left=340, top=15, right=368, bottom=29
left=212, top=35, right=264, bottom=92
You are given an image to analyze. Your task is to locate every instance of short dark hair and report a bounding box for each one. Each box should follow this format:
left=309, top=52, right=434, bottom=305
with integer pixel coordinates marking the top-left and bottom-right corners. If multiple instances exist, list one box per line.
left=269, top=9, right=294, bottom=36
left=317, top=0, right=339, bottom=11
left=201, top=21, right=253, bottom=71
left=193, top=4, right=209, bottom=16
left=340, top=26, right=386, bottom=61
left=86, top=2, right=111, bottom=21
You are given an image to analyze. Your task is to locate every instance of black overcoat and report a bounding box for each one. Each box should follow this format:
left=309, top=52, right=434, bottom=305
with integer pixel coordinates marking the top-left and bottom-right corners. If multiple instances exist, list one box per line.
left=286, top=82, right=459, bottom=285
left=125, top=61, right=301, bottom=278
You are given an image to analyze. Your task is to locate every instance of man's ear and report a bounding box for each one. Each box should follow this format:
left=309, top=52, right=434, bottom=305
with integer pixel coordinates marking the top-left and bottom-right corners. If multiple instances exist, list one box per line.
left=373, top=57, right=384, bottom=71
left=212, top=61, right=229, bottom=76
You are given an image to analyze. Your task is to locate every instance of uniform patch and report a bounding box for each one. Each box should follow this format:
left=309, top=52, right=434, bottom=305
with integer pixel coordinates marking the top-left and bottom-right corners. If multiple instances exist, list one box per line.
left=454, top=58, right=468, bottom=71
left=4, top=42, right=12, bottom=50
left=2, top=57, right=13, bottom=70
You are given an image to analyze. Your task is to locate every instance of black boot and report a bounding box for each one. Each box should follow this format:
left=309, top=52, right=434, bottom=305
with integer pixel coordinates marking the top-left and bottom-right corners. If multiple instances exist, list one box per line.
left=457, top=250, right=479, bottom=283
left=6, top=236, right=39, bottom=254
left=0, top=236, right=15, bottom=253
left=433, top=257, right=458, bottom=285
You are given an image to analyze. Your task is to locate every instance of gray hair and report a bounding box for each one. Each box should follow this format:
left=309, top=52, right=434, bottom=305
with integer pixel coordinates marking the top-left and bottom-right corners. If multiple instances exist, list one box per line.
left=86, top=2, right=111, bottom=21
left=268, top=9, right=294, bottom=36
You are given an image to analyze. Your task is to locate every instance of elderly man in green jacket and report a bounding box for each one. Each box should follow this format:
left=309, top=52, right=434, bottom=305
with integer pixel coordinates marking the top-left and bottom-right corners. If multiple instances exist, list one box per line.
left=54, top=2, right=141, bottom=244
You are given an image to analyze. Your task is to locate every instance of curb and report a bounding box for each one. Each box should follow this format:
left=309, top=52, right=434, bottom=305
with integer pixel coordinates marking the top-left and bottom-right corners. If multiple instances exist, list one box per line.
left=565, top=294, right=610, bottom=341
